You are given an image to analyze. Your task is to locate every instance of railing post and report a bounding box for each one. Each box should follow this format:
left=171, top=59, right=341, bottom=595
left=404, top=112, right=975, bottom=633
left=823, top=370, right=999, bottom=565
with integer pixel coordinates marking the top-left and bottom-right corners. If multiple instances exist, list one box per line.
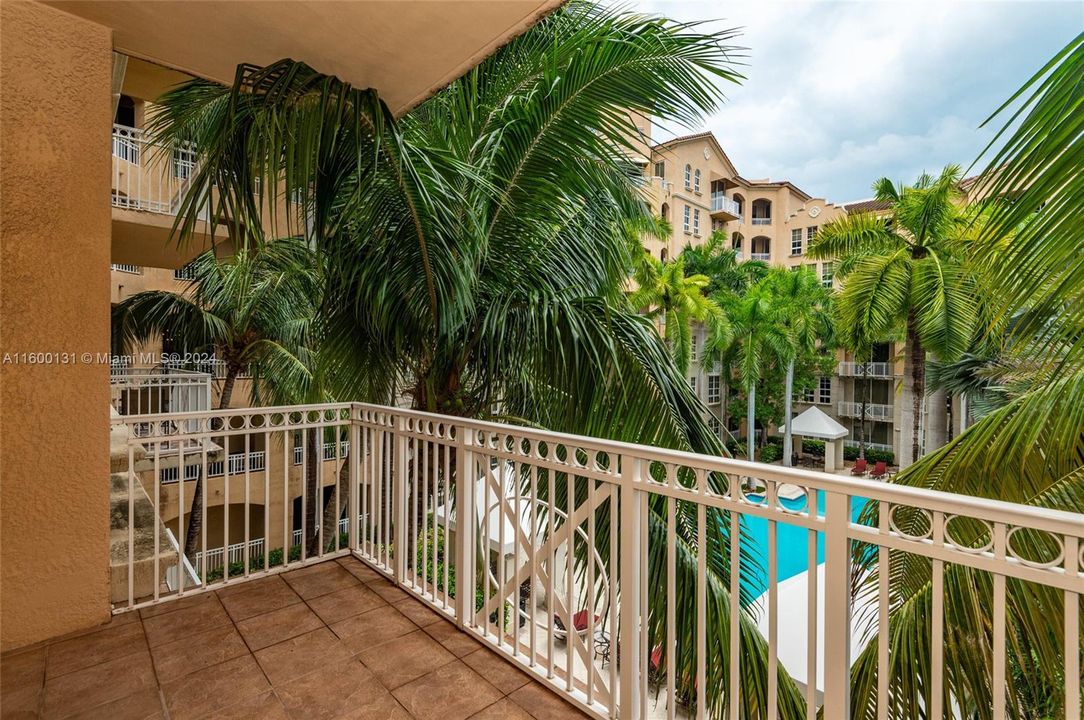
left=823, top=490, right=852, bottom=718
left=618, top=454, right=643, bottom=719
left=454, top=424, right=476, bottom=630
left=348, top=407, right=360, bottom=552
left=394, top=414, right=409, bottom=584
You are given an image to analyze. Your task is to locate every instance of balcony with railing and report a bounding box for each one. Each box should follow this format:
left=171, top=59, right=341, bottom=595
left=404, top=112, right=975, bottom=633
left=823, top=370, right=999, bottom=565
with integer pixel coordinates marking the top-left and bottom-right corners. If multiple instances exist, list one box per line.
left=112, top=124, right=196, bottom=217
left=750, top=252, right=771, bottom=261
left=838, top=361, right=894, bottom=378
left=837, top=400, right=894, bottom=420
left=709, top=193, right=741, bottom=221
left=35, top=401, right=1069, bottom=720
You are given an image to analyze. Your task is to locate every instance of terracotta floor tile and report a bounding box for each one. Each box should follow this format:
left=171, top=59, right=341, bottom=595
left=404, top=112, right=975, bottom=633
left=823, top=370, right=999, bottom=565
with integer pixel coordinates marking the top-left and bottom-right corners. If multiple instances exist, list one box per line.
left=235, top=602, right=323, bottom=651
left=276, top=658, right=407, bottom=720
left=201, top=690, right=289, bottom=720
left=137, top=592, right=213, bottom=620
left=469, top=698, right=535, bottom=720
left=392, top=660, right=502, bottom=720
left=218, top=576, right=301, bottom=622
left=461, top=648, right=532, bottom=695
left=306, top=584, right=386, bottom=625
left=161, top=654, right=269, bottom=720
left=331, top=606, right=417, bottom=648
left=60, top=687, right=162, bottom=720
left=2, top=646, right=45, bottom=691
left=42, top=650, right=157, bottom=720
left=140, top=595, right=230, bottom=647
left=149, top=625, right=249, bottom=679
left=336, top=558, right=388, bottom=584
left=213, top=573, right=284, bottom=599
left=365, top=580, right=412, bottom=605
left=281, top=563, right=361, bottom=600
left=45, top=622, right=147, bottom=679
left=507, top=683, right=590, bottom=719
left=1, top=685, right=41, bottom=719
left=254, top=628, right=353, bottom=687
left=355, top=630, right=455, bottom=690
left=393, top=598, right=445, bottom=628
left=423, top=620, right=481, bottom=658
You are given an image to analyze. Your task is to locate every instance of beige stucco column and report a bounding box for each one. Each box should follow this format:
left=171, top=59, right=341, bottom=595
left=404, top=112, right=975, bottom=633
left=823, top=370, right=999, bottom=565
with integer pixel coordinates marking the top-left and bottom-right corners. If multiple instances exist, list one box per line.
left=1, top=1, right=113, bottom=650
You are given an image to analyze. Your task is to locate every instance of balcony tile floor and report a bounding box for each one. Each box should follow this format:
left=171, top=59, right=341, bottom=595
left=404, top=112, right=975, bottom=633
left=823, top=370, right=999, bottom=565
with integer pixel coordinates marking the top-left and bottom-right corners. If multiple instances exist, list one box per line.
left=0, top=557, right=589, bottom=720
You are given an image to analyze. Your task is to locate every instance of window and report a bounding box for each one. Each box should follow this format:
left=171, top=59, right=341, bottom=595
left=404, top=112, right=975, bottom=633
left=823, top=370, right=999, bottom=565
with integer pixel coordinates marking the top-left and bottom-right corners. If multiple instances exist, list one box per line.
left=802, top=386, right=815, bottom=403
left=654, top=161, right=665, bottom=178
left=693, top=208, right=701, bottom=235
left=693, top=168, right=701, bottom=193
left=173, top=147, right=196, bottom=180
left=174, top=262, right=198, bottom=281
left=661, top=248, right=668, bottom=262
left=683, top=205, right=691, bottom=233
left=684, top=164, right=692, bottom=189
left=821, top=262, right=834, bottom=288
left=690, top=335, right=698, bottom=361
left=807, top=225, right=818, bottom=243
left=708, top=415, right=721, bottom=435
left=791, top=229, right=802, bottom=256
left=818, top=376, right=832, bottom=404
left=732, top=233, right=743, bottom=251
left=688, top=376, right=698, bottom=393
left=707, top=375, right=721, bottom=403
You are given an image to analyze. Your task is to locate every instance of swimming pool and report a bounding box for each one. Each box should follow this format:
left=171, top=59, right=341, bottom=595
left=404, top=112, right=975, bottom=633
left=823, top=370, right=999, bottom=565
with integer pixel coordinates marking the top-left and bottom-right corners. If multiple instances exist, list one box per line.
left=740, top=491, right=869, bottom=599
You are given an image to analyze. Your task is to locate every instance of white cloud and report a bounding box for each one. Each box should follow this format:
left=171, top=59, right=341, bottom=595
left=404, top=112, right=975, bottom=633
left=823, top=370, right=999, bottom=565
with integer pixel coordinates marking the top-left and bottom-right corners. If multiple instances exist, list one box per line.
left=628, top=0, right=1083, bottom=200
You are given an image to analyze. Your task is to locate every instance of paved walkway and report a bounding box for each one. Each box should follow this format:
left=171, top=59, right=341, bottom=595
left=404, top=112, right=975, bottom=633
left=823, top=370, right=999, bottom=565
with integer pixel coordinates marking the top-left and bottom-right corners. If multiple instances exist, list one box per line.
left=0, top=556, right=588, bottom=720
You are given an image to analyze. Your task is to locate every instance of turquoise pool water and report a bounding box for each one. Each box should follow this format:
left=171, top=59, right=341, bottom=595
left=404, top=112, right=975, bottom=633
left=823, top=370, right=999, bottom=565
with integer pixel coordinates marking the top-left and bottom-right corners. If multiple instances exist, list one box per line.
left=740, top=491, right=869, bottom=599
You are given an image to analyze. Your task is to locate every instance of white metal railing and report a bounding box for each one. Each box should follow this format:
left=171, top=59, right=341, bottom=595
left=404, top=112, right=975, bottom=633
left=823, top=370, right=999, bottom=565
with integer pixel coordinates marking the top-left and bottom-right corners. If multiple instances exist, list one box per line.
left=838, top=361, right=893, bottom=378
left=195, top=538, right=265, bottom=573
left=110, top=263, right=143, bottom=274
left=293, top=440, right=351, bottom=465
left=173, top=265, right=197, bottom=281
left=838, top=401, right=894, bottom=419
left=710, top=193, right=741, bottom=217
left=750, top=252, right=771, bottom=261
left=111, top=402, right=1084, bottom=720
left=751, top=217, right=771, bottom=225
left=111, top=124, right=197, bottom=216
left=110, top=367, right=213, bottom=417
left=165, top=357, right=251, bottom=380
left=843, top=440, right=894, bottom=453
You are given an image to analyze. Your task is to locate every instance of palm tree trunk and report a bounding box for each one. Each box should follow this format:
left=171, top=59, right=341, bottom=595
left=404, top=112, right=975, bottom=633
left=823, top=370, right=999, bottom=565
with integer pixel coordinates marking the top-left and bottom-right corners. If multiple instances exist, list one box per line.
left=304, top=428, right=321, bottom=556
left=783, top=360, right=794, bottom=466
left=908, top=318, right=925, bottom=465
left=183, top=364, right=238, bottom=562
left=859, top=359, right=868, bottom=460
left=746, top=382, right=755, bottom=461
left=321, top=457, right=351, bottom=547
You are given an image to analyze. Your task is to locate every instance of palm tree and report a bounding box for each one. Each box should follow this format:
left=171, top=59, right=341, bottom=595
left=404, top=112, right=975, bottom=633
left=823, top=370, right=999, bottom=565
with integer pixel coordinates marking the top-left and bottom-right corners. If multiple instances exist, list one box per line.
left=152, top=4, right=809, bottom=715
left=630, top=253, right=724, bottom=375
left=112, top=238, right=320, bottom=560
left=765, top=266, right=833, bottom=466
left=845, top=34, right=1084, bottom=719
left=681, top=230, right=770, bottom=297
left=705, top=282, right=793, bottom=461
left=808, top=165, right=979, bottom=465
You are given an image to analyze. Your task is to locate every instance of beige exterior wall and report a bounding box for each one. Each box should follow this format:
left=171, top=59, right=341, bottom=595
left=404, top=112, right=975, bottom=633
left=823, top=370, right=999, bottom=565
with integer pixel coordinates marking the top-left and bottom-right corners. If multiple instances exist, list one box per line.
left=1, top=0, right=114, bottom=651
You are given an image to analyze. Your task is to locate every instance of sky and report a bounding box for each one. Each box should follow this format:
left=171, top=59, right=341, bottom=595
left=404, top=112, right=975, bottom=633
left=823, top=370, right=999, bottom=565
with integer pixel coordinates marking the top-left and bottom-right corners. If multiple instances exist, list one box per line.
left=626, top=0, right=1082, bottom=202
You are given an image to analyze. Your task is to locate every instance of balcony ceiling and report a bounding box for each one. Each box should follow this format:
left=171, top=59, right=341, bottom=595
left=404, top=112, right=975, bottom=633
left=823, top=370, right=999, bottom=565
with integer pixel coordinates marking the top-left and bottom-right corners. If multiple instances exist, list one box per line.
left=45, top=1, right=563, bottom=115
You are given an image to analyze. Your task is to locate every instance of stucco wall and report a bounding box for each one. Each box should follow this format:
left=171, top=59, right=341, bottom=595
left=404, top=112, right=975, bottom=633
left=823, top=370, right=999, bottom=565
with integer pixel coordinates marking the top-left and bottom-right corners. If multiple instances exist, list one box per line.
left=1, top=1, right=113, bottom=650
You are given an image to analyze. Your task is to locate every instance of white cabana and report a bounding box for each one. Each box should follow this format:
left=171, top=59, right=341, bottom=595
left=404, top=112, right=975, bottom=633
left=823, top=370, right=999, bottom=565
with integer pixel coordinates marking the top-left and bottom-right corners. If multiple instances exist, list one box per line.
left=779, top=406, right=849, bottom=472
left=433, top=463, right=535, bottom=558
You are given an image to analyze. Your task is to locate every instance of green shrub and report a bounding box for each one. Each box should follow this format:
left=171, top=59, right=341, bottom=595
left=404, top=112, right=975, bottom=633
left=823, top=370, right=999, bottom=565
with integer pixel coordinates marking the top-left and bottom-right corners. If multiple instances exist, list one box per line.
left=844, top=445, right=860, bottom=461
left=844, top=446, right=896, bottom=465
left=759, top=444, right=782, bottom=463
left=802, top=439, right=826, bottom=456
left=205, top=543, right=301, bottom=583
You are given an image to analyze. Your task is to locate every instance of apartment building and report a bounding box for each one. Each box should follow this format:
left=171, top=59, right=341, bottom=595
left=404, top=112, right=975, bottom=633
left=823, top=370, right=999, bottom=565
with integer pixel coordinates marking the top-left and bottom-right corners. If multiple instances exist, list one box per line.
left=638, top=131, right=846, bottom=441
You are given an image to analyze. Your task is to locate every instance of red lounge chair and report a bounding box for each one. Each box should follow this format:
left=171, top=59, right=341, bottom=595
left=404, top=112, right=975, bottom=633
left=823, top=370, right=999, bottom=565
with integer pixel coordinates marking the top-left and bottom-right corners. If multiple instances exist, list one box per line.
left=851, top=458, right=868, bottom=476
left=554, top=610, right=598, bottom=640
left=870, top=461, right=888, bottom=479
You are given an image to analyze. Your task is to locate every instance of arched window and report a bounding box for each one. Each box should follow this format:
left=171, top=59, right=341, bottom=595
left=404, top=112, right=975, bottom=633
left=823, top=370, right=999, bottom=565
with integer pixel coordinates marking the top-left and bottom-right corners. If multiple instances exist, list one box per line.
left=684, top=164, right=692, bottom=189
left=661, top=248, right=669, bottom=262
left=751, top=235, right=771, bottom=259
left=660, top=202, right=670, bottom=222
left=693, top=168, right=701, bottom=193
left=732, top=232, right=743, bottom=250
